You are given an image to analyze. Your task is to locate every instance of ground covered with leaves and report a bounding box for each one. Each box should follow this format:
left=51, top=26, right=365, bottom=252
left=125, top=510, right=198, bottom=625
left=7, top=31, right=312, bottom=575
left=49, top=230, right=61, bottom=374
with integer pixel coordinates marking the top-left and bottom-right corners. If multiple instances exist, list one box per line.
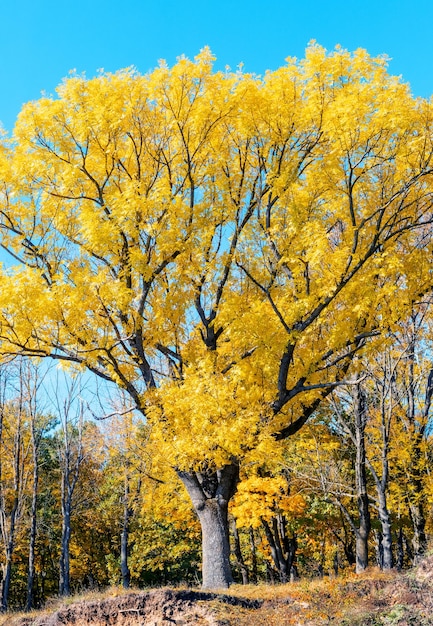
left=1, top=556, right=433, bottom=625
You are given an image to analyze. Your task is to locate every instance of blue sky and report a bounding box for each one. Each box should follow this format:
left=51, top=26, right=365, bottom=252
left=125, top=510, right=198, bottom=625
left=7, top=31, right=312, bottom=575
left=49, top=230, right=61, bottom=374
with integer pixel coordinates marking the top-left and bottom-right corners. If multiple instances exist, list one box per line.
left=1, top=0, right=432, bottom=132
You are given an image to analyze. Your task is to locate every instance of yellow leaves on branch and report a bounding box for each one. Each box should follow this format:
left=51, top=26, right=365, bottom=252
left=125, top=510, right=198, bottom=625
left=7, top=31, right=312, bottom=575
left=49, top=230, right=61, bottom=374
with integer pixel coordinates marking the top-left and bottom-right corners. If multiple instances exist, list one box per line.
left=148, top=355, right=273, bottom=470
left=231, top=475, right=307, bottom=529
left=0, top=43, right=433, bottom=470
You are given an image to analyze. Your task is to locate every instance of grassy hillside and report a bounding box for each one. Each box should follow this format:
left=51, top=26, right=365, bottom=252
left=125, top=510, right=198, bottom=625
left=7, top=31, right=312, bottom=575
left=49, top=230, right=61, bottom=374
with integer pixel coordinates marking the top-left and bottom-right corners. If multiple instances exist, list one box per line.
left=1, top=557, right=433, bottom=625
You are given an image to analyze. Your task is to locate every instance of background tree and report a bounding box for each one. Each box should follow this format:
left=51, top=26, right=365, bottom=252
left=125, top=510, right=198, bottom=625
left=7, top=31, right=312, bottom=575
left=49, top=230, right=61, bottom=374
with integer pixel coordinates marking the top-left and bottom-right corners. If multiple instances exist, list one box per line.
left=231, top=469, right=306, bottom=582
left=0, top=363, right=32, bottom=611
left=99, top=406, right=150, bottom=588
left=385, top=305, right=433, bottom=563
left=50, top=373, right=95, bottom=597
left=19, top=359, right=53, bottom=611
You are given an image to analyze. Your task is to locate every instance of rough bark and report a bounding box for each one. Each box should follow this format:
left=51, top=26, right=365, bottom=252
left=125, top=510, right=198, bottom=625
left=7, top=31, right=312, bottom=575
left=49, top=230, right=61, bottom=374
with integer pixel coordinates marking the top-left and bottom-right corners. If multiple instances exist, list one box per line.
left=366, top=462, right=393, bottom=569
left=58, top=419, right=83, bottom=597
left=178, top=463, right=239, bottom=589
left=409, top=500, right=428, bottom=564
left=378, top=493, right=393, bottom=569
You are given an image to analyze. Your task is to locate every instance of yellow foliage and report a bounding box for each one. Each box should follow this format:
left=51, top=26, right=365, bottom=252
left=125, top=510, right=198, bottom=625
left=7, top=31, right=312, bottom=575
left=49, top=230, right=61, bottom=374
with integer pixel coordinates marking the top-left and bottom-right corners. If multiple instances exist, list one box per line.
left=231, top=475, right=307, bottom=529
left=0, top=43, right=432, bottom=474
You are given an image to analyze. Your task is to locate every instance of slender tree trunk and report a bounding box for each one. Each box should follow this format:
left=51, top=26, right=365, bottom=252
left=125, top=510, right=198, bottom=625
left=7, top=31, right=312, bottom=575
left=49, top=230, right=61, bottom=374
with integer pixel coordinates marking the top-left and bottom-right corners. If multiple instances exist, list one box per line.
left=333, top=551, right=339, bottom=577
left=261, top=515, right=297, bottom=583
left=57, top=399, right=84, bottom=597
left=26, top=460, right=39, bottom=610
left=178, top=463, right=239, bottom=589
left=1, top=557, right=12, bottom=613
left=375, top=530, right=384, bottom=569
left=262, top=518, right=288, bottom=583
left=249, top=527, right=258, bottom=583
left=409, top=501, right=427, bottom=563
left=120, top=477, right=132, bottom=589
left=59, top=500, right=72, bottom=596
left=288, top=535, right=299, bottom=581
left=231, top=517, right=249, bottom=584
left=372, top=367, right=393, bottom=570
left=396, top=527, right=404, bottom=571
left=0, top=408, right=23, bottom=613
left=354, top=384, right=371, bottom=573
left=367, top=462, right=393, bottom=569
left=1, top=496, right=19, bottom=612
left=378, top=493, right=393, bottom=569
left=26, top=421, right=40, bottom=611
left=333, top=518, right=356, bottom=566
left=407, top=433, right=428, bottom=563
left=344, top=541, right=356, bottom=566
left=403, top=345, right=430, bottom=564
left=396, top=525, right=413, bottom=571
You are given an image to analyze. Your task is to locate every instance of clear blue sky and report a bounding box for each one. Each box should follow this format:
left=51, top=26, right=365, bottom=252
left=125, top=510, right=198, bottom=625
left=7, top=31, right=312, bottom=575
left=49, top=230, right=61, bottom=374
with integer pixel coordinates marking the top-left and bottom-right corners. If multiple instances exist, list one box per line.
left=1, top=0, right=432, bottom=132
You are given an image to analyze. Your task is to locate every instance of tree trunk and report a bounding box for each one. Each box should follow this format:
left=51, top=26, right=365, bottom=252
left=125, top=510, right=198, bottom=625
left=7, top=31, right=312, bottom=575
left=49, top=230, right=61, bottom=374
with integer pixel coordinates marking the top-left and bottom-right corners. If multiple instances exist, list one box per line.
left=288, top=535, right=299, bottom=581
left=262, top=518, right=288, bottom=583
left=120, top=477, right=132, bottom=589
left=197, top=501, right=233, bottom=588
left=59, top=501, right=71, bottom=596
left=26, top=419, right=40, bottom=611
left=231, top=517, right=249, bottom=584
left=375, top=530, right=384, bottom=569
left=403, top=346, right=430, bottom=564
left=368, top=461, right=393, bottom=569
left=409, top=501, right=427, bottom=564
left=378, top=494, right=393, bottom=569
left=178, top=463, right=239, bottom=589
left=396, top=527, right=404, bottom=570
left=26, top=459, right=39, bottom=610
left=249, top=527, right=258, bottom=583
left=354, top=384, right=371, bottom=573
left=367, top=371, right=393, bottom=571
left=333, top=518, right=356, bottom=566
left=261, top=515, right=297, bottom=583
left=58, top=404, right=84, bottom=597
left=1, top=497, right=19, bottom=612
left=1, top=555, right=12, bottom=613
left=355, top=523, right=369, bottom=573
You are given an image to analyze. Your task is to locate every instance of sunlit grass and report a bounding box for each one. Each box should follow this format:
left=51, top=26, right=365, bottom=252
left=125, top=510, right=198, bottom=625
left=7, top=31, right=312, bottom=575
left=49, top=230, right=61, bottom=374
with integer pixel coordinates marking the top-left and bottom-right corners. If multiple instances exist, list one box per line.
left=0, top=562, right=432, bottom=626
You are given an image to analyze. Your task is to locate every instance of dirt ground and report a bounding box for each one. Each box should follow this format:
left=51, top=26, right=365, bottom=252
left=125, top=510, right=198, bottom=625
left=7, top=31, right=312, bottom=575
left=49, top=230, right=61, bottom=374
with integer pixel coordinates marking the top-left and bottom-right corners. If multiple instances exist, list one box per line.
left=2, top=555, right=433, bottom=625
left=1, top=589, right=262, bottom=626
